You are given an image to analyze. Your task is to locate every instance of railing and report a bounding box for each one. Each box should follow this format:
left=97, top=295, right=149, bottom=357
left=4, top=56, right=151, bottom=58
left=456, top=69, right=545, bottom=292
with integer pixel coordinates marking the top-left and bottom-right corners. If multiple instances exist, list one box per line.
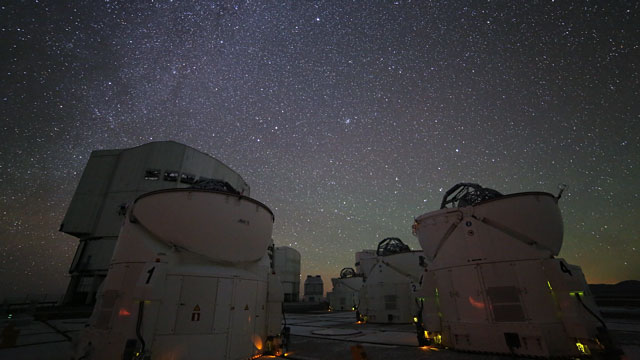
left=1, top=294, right=63, bottom=315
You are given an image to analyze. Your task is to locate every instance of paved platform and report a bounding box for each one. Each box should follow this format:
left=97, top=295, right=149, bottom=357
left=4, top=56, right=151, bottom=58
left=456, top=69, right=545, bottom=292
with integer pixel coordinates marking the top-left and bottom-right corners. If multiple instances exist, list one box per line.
left=285, top=312, right=421, bottom=348
left=0, top=315, right=85, bottom=360
left=279, top=311, right=640, bottom=360
left=1, top=310, right=638, bottom=359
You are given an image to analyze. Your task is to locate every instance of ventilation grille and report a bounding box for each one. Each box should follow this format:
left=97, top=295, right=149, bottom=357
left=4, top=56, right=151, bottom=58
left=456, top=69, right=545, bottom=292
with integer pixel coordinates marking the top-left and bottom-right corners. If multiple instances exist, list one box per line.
left=95, top=290, right=119, bottom=329
left=487, top=286, right=525, bottom=322
left=384, top=295, right=397, bottom=310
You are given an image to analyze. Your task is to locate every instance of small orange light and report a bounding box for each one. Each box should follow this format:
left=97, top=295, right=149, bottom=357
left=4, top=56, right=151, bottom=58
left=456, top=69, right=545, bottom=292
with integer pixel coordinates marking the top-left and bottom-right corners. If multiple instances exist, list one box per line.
left=251, top=335, right=262, bottom=350
left=118, top=308, right=131, bottom=316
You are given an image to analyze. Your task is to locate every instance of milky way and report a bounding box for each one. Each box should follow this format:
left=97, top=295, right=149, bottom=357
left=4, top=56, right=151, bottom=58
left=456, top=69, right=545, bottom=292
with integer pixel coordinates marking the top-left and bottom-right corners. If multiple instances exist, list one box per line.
left=1, top=1, right=638, bottom=298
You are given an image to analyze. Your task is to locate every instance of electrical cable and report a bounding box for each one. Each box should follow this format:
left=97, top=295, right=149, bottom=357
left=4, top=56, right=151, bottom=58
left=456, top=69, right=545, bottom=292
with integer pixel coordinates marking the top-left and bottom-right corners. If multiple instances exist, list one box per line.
left=575, top=293, right=607, bottom=330
left=281, top=302, right=289, bottom=353
left=135, top=301, right=146, bottom=358
left=413, top=298, right=428, bottom=346
left=281, top=302, right=287, bottom=329
left=574, top=294, right=626, bottom=358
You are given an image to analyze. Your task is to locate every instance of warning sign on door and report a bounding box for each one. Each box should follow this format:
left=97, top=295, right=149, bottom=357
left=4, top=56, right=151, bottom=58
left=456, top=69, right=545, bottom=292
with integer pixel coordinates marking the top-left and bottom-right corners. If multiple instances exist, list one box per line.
left=191, top=304, right=201, bottom=321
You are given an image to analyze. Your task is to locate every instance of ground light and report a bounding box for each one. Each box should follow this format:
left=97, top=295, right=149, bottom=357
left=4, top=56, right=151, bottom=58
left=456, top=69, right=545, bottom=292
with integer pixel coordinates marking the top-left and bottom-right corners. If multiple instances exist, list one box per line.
left=576, top=341, right=591, bottom=355
left=419, top=346, right=439, bottom=351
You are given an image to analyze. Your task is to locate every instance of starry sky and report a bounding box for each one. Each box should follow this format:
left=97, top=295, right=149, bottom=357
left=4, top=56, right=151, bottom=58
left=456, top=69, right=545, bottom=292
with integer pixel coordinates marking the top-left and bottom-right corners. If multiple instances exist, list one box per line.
left=1, top=1, right=638, bottom=300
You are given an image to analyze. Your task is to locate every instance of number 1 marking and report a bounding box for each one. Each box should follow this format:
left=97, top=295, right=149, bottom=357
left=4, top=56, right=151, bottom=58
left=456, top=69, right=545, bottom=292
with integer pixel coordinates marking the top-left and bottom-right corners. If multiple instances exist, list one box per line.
left=146, top=266, right=156, bottom=284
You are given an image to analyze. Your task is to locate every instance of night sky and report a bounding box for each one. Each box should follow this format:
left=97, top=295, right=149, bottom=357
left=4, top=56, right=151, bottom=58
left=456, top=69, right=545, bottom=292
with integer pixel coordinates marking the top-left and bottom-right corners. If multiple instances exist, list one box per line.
left=1, top=1, right=638, bottom=299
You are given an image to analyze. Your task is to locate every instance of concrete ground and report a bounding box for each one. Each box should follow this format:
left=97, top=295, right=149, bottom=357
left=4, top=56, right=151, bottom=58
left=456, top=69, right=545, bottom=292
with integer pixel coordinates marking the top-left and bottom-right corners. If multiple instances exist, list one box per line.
left=280, top=311, right=503, bottom=359
left=1, top=309, right=638, bottom=359
left=278, top=311, right=640, bottom=360
left=0, top=315, right=85, bottom=360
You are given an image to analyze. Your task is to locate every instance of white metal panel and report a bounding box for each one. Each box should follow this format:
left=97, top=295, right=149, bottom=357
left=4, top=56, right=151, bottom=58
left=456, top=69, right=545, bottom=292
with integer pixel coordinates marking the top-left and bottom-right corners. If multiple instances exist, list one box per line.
left=449, top=265, right=489, bottom=323
left=74, top=237, right=118, bottom=271
left=94, top=191, right=137, bottom=237
left=133, top=260, right=168, bottom=301
left=213, top=278, right=233, bottom=333
left=152, top=334, right=225, bottom=360
left=155, top=275, right=182, bottom=334
left=435, top=269, right=459, bottom=322
left=355, top=250, right=377, bottom=277
left=254, top=280, right=268, bottom=330
left=479, top=262, right=526, bottom=322
left=544, top=258, right=600, bottom=339
left=414, top=209, right=462, bottom=261
left=273, top=246, right=301, bottom=284
left=132, top=191, right=273, bottom=263
left=61, top=151, right=120, bottom=235
left=472, top=193, right=562, bottom=255
left=419, top=271, right=441, bottom=331
left=174, top=276, right=218, bottom=334
left=229, top=279, right=258, bottom=359
left=513, top=260, right=557, bottom=322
